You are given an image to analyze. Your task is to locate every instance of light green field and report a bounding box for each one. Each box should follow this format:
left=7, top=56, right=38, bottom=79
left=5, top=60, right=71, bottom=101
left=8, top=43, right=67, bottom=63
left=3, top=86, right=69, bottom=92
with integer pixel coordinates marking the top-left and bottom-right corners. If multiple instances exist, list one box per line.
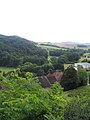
left=83, top=53, right=90, bottom=56
left=37, top=44, right=61, bottom=50
left=0, top=67, right=14, bottom=72
left=37, top=44, right=68, bottom=51
left=79, top=57, right=90, bottom=62
left=79, top=52, right=90, bottom=62
left=64, top=64, right=72, bottom=69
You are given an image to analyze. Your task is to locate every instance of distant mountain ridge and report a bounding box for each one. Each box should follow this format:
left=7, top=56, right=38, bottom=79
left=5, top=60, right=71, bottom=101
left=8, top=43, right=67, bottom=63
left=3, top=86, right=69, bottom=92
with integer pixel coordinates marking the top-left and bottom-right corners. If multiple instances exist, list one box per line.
left=38, top=41, right=90, bottom=49
left=60, top=41, right=80, bottom=44
left=39, top=41, right=90, bottom=45
left=57, top=41, right=90, bottom=45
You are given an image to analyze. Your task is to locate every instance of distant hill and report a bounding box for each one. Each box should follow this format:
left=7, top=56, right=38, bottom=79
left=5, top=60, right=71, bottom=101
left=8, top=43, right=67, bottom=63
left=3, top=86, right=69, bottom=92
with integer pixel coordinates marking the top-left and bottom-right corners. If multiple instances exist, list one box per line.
left=38, top=42, right=77, bottom=48
left=60, top=41, right=80, bottom=44
left=0, top=35, right=35, bottom=54
left=38, top=41, right=90, bottom=49
left=85, top=43, right=90, bottom=45
left=0, top=34, right=48, bottom=67
left=55, top=42, right=90, bottom=48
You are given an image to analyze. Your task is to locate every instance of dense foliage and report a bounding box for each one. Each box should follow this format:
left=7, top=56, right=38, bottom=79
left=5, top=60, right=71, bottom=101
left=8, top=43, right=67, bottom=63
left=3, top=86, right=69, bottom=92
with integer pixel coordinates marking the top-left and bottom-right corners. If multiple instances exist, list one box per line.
left=77, top=69, right=88, bottom=86
left=49, top=49, right=86, bottom=57
left=60, top=66, right=88, bottom=90
left=0, top=70, right=66, bottom=120
left=60, top=66, right=79, bottom=90
left=64, top=86, right=90, bottom=120
left=18, top=62, right=64, bottom=76
left=0, top=35, right=48, bottom=67
left=49, top=49, right=87, bottom=64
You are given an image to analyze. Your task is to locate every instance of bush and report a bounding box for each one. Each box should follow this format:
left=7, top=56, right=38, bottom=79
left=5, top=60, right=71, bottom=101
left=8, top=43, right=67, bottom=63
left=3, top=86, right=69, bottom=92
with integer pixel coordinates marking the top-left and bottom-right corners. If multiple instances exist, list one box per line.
left=0, top=71, right=66, bottom=120
left=77, top=69, right=88, bottom=86
left=64, top=88, right=90, bottom=120
left=60, top=66, right=79, bottom=90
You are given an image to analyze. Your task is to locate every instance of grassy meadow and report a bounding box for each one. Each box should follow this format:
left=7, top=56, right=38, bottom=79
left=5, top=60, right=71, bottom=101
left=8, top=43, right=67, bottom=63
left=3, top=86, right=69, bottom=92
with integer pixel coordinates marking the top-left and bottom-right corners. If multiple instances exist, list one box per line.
left=79, top=52, right=90, bottom=62
left=37, top=44, right=61, bottom=50
left=0, top=67, right=14, bottom=72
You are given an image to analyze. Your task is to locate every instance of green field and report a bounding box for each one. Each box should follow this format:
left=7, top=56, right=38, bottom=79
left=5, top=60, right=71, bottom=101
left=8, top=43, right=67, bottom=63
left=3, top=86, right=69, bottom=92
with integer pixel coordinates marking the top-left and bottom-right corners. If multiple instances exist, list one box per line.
left=37, top=44, right=62, bottom=50
left=83, top=53, right=90, bottom=56
left=78, top=52, right=90, bottom=62
left=64, top=64, right=72, bottom=69
left=79, top=57, right=90, bottom=62
left=0, top=67, right=14, bottom=72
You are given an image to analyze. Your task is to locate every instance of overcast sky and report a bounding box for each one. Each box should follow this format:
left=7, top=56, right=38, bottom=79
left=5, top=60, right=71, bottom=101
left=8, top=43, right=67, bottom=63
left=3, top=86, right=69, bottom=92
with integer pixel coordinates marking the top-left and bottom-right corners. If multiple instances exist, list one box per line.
left=0, top=0, right=90, bottom=43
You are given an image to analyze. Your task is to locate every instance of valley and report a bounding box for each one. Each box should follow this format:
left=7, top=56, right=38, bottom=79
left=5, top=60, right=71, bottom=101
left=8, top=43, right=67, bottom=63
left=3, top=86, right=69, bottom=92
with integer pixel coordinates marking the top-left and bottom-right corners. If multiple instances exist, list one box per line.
left=0, top=34, right=90, bottom=120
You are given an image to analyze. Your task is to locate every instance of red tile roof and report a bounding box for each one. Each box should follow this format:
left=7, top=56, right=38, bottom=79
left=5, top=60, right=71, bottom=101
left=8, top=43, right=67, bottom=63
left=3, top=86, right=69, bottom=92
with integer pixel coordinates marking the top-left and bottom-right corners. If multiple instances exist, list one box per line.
left=47, top=71, right=63, bottom=82
left=39, top=71, right=63, bottom=88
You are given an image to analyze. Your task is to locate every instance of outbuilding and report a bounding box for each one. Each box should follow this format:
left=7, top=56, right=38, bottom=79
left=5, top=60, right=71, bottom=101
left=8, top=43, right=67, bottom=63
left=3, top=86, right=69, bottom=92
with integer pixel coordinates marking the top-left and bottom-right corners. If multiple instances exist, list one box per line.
left=74, top=62, right=90, bottom=70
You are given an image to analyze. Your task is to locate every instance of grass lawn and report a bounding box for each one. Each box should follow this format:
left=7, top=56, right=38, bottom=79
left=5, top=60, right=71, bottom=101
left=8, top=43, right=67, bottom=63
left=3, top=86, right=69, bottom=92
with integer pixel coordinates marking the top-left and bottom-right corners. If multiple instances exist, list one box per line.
left=0, top=67, right=14, bottom=72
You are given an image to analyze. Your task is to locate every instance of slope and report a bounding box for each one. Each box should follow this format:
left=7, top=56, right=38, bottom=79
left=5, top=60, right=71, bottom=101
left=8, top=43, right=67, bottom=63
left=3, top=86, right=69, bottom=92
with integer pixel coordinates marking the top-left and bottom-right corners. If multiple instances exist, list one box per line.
left=0, top=34, right=48, bottom=67
left=64, top=86, right=90, bottom=120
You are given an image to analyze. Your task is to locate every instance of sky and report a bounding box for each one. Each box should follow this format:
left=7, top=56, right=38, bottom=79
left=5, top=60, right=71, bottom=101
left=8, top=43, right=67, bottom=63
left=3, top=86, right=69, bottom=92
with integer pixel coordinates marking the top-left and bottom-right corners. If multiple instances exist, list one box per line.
left=0, top=0, right=90, bottom=43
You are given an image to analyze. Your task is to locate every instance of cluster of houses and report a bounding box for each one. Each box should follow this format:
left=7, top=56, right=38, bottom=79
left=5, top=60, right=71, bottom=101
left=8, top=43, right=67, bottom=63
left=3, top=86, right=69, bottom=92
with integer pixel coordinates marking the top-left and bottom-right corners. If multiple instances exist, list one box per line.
left=39, top=62, right=90, bottom=88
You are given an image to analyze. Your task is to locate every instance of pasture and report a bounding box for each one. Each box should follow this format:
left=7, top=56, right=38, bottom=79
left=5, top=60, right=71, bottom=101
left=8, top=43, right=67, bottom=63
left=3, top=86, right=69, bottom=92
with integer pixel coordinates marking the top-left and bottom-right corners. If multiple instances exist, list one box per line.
left=37, top=44, right=61, bottom=50
left=79, top=57, right=90, bottom=62
left=0, top=67, right=14, bottom=72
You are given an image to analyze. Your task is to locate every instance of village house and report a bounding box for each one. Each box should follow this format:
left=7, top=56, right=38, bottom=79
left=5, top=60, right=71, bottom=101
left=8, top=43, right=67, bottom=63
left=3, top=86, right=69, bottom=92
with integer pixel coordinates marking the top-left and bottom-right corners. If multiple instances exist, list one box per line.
left=39, top=71, right=63, bottom=88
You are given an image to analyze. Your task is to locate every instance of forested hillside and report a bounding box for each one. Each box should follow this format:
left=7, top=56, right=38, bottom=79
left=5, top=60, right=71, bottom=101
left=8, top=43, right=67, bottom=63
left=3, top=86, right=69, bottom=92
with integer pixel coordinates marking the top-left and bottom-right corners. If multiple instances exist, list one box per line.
left=0, top=34, right=48, bottom=67
left=0, top=34, right=90, bottom=120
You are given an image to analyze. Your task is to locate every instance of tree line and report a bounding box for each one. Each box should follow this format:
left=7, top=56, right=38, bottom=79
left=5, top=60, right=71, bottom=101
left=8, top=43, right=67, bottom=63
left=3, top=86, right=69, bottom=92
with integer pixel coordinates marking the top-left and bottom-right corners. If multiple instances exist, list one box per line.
left=49, top=49, right=87, bottom=64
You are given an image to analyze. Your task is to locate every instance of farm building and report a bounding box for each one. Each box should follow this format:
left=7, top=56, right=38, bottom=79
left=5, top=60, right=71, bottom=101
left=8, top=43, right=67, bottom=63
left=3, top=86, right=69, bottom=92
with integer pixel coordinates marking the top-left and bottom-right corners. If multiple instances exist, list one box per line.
left=74, top=62, right=90, bottom=70
left=39, top=71, right=63, bottom=88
